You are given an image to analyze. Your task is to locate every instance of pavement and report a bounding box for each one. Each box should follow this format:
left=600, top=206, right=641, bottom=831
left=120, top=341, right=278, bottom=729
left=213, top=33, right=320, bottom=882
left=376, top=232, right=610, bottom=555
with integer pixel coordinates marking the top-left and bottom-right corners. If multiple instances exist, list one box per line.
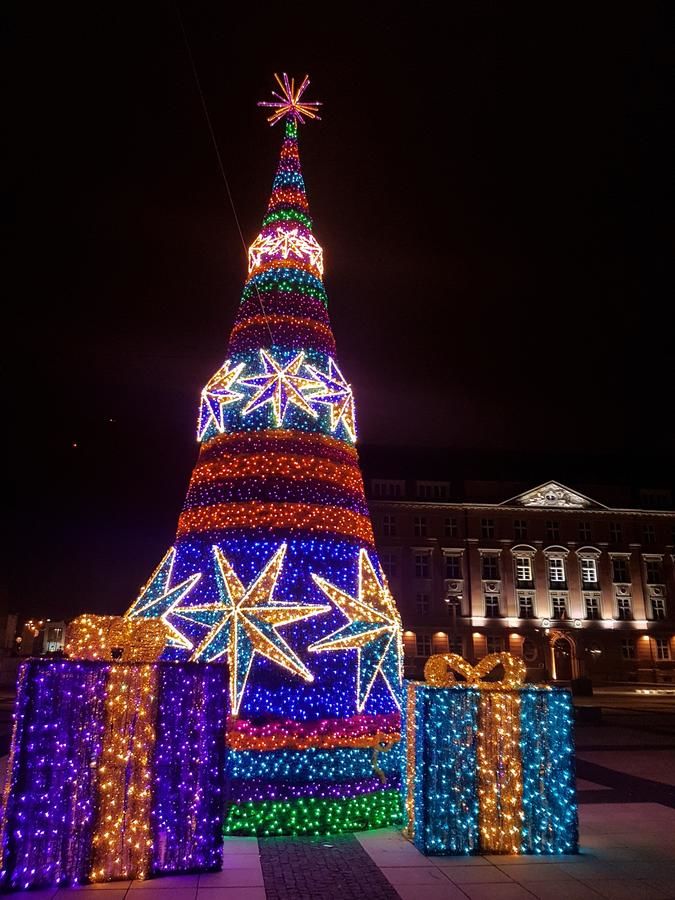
left=1, top=695, right=675, bottom=899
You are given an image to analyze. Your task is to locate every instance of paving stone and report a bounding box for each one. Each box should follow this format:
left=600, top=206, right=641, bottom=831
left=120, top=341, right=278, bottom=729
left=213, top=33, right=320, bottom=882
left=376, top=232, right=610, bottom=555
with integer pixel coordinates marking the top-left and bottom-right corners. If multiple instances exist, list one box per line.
left=198, top=868, right=264, bottom=887
left=56, top=894, right=128, bottom=900
left=578, top=880, right=672, bottom=900
left=381, top=866, right=450, bottom=885
left=525, top=883, right=605, bottom=900
left=259, top=833, right=400, bottom=900
left=393, top=884, right=468, bottom=900
left=197, top=890, right=266, bottom=900
left=500, top=864, right=575, bottom=882
left=130, top=876, right=199, bottom=889
left=459, top=884, right=537, bottom=900
left=441, top=864, right=513, bottom=884
left=433, top=856, right=492, bottom=867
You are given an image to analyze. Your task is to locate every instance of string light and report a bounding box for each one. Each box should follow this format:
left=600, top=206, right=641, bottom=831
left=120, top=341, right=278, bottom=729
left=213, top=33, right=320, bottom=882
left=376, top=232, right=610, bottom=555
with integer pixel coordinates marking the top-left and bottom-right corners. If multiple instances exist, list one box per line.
left=224, top=791, right=400, bottom=836
left=304, top=357, right=357, bottom=442
left=248, top=226, right=324, bottom=277
left=230, top=314, right=336, bottom=355
left=0, top=659, right=228, bottom=888
left=403, top=653, right=577, bottom=855
left=239, top=349, right=320, bottom=425
left=66, top=614, right=171, bottom=662
left=90, top=664, right=157, bottom=881
left=424, top=651, right=527, bottom=690
left=257, top=73, right=321, bottom=126
left=197, top=360, right=246, bottom=441
left=177, top=500, right=375, bottom=544
left=309, top=549, right=403, bottom=712
left=172, top=543, right=330, bottom=714
left=188, top=449, right=366, bottom=497
left=124, top=549, right=201, bottom=650
left=227, top=712, right=401, bottom=750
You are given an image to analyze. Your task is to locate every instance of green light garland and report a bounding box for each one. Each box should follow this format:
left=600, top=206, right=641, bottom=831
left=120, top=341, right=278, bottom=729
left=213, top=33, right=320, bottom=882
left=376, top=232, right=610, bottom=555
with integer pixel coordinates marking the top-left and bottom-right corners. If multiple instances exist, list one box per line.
left=224, top=789, right=401, bottom=836
left=262, top=209, right=314, bottom=229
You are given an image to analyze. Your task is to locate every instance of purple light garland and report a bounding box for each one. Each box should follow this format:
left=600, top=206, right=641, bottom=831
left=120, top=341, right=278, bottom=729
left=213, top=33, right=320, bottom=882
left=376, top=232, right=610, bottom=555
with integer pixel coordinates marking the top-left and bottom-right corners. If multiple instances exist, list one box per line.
left=0, top=660, right=228, bottom=890
left=0, top=660, right=109, bottom=889
left=151, top=663, right=228, bottom=874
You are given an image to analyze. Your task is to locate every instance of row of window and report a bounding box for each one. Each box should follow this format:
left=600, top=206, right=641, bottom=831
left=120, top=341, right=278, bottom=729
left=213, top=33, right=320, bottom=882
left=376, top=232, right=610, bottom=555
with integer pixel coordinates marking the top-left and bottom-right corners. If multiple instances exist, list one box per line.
left=412, top=590, right=668, bottom=621
left=380, top=514, right=665, bottom=544
left=382, top=550, right=665, bottom=586
left=410, top=633, right=673, bottom=661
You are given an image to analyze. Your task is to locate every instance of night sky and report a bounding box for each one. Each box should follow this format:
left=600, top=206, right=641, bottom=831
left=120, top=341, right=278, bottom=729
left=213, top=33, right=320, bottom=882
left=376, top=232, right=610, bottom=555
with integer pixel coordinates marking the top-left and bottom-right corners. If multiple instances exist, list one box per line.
left=11, top=3, right=674, bottom=620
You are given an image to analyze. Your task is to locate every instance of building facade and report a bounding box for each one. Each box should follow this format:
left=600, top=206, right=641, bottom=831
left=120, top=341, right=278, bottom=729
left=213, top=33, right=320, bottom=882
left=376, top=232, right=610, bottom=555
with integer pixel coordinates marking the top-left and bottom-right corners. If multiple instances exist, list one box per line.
left=368, top=479, right=675, bottom=684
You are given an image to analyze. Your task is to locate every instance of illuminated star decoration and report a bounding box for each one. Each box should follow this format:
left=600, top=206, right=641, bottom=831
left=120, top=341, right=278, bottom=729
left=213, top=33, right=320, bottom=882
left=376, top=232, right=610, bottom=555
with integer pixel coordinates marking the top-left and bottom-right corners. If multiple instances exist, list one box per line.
left=124, top=548, right=201, bottom=651
left=258, top=73, right=321, bottom=126
left=172, top=544, right=330, bottom=715
left=309, top=549, right=403, bottom=712
left=197, top=360, right=246, bottom=442
left=305, top=357, right=357, bottom=442
left=248, top=227, right=324, bottom=276
left=240, top=349, right=319, bottom=426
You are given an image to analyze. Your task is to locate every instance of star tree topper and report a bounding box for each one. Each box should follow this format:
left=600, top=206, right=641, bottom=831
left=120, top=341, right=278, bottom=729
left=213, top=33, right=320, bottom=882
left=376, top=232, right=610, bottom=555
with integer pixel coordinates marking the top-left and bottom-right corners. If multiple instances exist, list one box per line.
left=258, top=73, right=321, bottom=126
left=309, top=549, right=403, bottom=712
left=124, top=548, right=201, bottom=651
left=172, top=544, right=330, bottom=715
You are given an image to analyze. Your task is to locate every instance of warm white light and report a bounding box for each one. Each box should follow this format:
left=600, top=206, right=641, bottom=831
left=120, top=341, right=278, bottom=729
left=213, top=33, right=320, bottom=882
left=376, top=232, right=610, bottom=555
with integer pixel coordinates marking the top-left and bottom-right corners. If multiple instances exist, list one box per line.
left=248, top=226, right=324, bottom=275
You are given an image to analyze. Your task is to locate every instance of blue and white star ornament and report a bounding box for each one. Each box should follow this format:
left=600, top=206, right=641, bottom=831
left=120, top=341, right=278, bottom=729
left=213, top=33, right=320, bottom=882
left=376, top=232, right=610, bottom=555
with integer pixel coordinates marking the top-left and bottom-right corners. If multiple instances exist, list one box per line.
left=240, top=349, right=320, bottom=426
left=172, top=543, right=330, bottom=714
left=308, top=549, right=403, bottom=711
left=124, top=547, right=201, bottom=651
left=197, top=360, right=246, bottom=442
left=305, top=357, right=356, bottom=441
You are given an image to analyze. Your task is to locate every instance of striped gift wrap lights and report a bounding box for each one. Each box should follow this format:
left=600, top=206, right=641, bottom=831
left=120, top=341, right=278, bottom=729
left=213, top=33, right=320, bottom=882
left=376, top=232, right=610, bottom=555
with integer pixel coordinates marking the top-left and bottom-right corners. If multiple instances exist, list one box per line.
left=403, top=653, right=578, bottom=856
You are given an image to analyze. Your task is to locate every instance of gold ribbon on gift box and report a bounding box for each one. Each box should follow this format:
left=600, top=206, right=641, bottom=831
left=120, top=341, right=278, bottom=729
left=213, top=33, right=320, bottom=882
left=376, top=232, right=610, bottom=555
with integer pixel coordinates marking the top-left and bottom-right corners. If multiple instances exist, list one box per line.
left=65, top=614, right=168, bottom=881
left=406, top=652, right=527, bottom=854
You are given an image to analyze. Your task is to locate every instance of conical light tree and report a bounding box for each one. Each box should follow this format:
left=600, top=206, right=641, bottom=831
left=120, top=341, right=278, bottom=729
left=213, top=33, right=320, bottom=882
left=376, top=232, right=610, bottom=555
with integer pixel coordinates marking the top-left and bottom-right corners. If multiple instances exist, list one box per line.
left=126, top=74, right=403, bottom=835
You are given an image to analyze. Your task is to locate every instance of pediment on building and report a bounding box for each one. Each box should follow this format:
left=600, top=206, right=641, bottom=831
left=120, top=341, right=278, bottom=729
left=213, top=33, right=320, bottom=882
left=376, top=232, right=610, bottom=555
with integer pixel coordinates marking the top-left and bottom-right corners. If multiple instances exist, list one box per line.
left=502, top=481, right=608, bottom=510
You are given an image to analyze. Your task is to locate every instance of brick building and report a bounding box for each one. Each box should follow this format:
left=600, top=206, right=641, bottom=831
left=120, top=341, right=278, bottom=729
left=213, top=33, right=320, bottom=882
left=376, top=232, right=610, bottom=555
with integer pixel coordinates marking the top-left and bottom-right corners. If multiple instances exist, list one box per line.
left=367, top=476, right=675, bottom=684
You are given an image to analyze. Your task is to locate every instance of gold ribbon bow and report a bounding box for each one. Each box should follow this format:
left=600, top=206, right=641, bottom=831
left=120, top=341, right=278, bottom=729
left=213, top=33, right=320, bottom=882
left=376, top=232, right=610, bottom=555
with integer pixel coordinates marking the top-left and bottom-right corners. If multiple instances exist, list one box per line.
left=423, top=651, right=526, bottom=690
left=65, top=614, right=170, bottom=663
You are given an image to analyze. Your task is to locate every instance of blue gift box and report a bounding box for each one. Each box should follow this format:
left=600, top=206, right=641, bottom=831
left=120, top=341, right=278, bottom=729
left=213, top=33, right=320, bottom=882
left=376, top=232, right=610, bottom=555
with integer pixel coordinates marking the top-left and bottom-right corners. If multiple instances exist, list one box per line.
left=403, top=681, right=578, bottom=856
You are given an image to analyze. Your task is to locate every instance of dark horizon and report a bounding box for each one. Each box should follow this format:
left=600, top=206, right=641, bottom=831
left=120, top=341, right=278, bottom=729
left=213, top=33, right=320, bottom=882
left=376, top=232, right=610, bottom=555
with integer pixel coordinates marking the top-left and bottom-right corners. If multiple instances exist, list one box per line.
left=10, top=3, right=674, bottom=621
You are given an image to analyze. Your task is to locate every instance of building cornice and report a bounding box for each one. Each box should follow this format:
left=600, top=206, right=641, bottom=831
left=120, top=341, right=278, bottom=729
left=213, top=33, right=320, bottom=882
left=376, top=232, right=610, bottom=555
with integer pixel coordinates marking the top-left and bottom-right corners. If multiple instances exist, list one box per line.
left=368, top=499, right=675, bottom=517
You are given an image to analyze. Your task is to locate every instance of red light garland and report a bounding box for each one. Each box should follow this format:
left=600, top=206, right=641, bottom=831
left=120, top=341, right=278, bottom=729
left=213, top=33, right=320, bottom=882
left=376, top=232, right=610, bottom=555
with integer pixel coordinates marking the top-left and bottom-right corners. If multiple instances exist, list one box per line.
left=177, top=500, right=375, bottom=544
left=188, top=451, right=366, bottom=497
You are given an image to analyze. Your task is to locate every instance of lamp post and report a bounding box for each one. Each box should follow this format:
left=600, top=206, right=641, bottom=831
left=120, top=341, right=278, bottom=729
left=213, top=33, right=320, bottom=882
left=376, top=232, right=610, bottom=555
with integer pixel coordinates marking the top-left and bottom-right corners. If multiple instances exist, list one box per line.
left=648, top=631, right=657, bottom=684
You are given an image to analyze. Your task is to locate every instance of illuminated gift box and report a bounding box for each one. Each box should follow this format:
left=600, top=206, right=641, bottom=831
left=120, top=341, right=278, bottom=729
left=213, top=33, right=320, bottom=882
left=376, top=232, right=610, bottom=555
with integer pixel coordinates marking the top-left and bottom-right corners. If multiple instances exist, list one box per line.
left=403, top=653, right=578, bottom=856
left=0, top=652, right=227, bottom=889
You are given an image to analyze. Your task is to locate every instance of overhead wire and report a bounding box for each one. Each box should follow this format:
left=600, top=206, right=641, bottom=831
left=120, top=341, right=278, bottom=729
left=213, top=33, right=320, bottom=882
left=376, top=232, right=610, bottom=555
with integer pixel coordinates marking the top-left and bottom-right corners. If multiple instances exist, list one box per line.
left=174, top=3, right=275, bottom=344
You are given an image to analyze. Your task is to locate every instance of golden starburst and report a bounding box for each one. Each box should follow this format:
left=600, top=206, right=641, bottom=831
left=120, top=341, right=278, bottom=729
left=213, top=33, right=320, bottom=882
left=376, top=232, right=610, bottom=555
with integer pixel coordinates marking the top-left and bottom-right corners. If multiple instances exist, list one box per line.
left=258, top=73, right=321, bottom=126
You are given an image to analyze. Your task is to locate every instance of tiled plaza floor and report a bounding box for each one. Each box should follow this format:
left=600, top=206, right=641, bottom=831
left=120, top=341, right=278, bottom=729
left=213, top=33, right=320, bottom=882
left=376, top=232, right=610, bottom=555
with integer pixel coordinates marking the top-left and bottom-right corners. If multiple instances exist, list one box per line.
left=3, top=713, right=675, bottom=899
left=21, top=801, right=674, bottom=900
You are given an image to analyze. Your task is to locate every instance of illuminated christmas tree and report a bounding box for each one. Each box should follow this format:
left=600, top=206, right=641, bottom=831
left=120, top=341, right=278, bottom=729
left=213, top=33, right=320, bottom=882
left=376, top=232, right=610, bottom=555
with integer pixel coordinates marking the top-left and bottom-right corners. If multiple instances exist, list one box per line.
left=125, top=74, right=403, bottom=834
